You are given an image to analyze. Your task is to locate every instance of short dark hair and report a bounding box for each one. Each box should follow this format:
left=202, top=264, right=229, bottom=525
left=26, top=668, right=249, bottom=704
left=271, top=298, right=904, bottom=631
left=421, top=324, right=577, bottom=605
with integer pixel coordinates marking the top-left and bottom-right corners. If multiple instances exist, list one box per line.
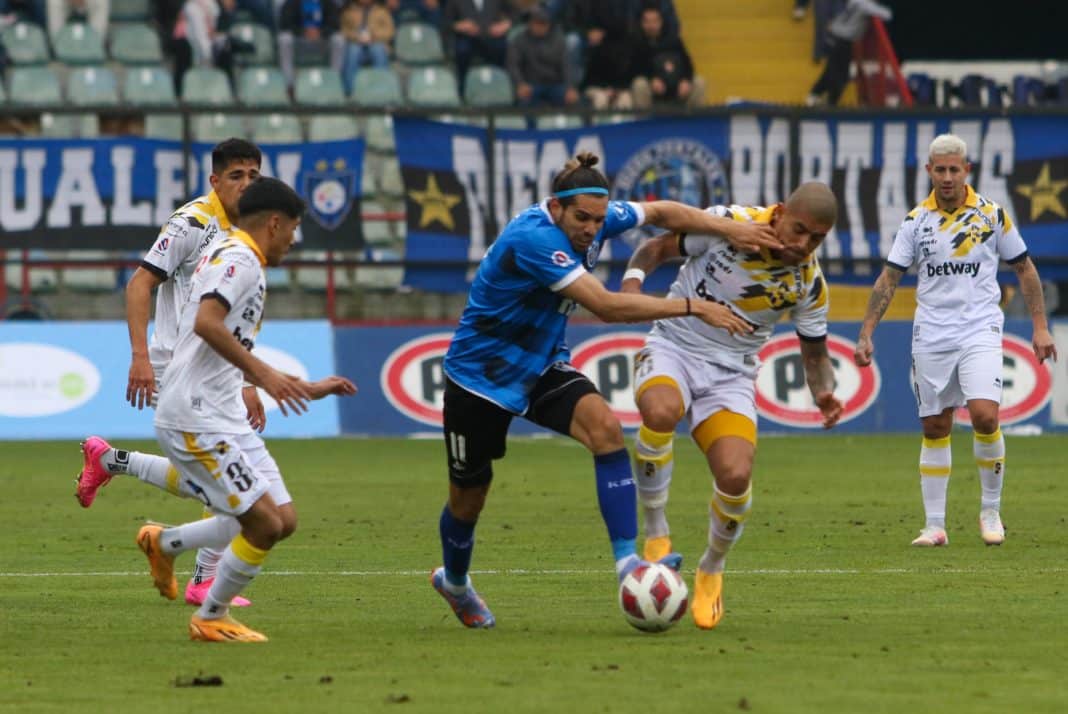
left=211, top=138, right=262, bottom=175
left=551, top=152, right=610, bottom=206
left=237, top=177, right=306, bottom=221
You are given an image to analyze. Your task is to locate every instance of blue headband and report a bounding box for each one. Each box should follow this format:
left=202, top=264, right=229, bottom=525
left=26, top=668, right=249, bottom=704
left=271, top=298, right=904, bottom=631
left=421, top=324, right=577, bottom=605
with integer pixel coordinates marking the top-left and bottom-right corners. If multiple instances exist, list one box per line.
left=554, top=187, right=609, bottom=198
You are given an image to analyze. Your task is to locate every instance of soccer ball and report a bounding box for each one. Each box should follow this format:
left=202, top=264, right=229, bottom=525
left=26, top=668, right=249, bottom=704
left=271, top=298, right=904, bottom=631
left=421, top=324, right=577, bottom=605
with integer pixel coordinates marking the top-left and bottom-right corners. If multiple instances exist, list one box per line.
left=618, top=562, right=688, bottom=632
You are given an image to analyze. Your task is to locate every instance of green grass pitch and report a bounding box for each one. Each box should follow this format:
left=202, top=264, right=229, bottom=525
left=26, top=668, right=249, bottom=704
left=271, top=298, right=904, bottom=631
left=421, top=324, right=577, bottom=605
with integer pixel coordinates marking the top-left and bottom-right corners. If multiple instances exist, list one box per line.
left=1, top=434, right=1065, bottom=713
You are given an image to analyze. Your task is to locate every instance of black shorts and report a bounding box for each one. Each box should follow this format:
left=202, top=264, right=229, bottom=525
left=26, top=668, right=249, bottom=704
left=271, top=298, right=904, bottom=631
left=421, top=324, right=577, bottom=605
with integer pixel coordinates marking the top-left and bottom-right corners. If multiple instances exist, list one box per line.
left=442, top=363, right=600, bottom=487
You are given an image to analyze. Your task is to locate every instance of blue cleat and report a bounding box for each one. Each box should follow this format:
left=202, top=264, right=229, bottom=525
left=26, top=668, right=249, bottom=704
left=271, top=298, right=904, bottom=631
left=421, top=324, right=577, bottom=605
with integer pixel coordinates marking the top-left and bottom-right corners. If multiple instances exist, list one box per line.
left=430, top=567, right=496, bottom=629
left=657, top=552, right=683, bottom=572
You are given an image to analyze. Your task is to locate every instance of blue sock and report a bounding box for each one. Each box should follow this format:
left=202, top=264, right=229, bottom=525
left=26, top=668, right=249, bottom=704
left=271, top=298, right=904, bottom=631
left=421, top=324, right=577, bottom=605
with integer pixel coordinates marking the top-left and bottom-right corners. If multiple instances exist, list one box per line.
left=594, top=449, right=637, bottom=561
left=439, top=505, right=476, bottom=587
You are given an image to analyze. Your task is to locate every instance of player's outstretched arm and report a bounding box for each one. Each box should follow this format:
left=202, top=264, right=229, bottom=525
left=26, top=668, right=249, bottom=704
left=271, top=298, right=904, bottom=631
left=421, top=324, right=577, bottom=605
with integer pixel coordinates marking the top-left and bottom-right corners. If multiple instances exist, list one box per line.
left=640, top=201, right=783, bottom=252
left=621, top=231, right=681, bottom=294
left=1011, top=257, right=1058, bottom=362
left=854, top=265, right=904, bottom=366
left=193, top=297, right=313, bottom=415
left=561, top=273, right=754, bottom=335
left=125, top=267, right=165, bottom=409
left=304, top=376, right=358, bottom=400
left=800, top=338, right=843, bottom=429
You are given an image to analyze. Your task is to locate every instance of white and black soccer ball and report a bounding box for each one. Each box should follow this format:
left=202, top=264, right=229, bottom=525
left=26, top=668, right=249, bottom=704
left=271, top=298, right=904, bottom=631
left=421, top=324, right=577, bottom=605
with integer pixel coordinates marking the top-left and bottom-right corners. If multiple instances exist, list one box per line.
left=618, top=562, right=688, bottom=632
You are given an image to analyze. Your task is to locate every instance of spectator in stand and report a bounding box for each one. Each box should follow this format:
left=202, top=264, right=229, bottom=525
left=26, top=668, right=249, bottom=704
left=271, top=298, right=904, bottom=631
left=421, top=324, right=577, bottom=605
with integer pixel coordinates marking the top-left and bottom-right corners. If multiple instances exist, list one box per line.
left=506, top=3, right=577, bottom=108
left=277, top=0, right=346, bottom=89
left=442, top=0, right=514, bottom=97
left=628, top=2, right=704, bottom=109
left=2, top=0, right=47, bottom=27
left=569, top=0, right=635, bottom=110
left=172, top=0, right=245, bottom=95
left=386, top=0, right=440, bottom=27
left=339, top=0, right=393, bottom=95
left=806, top=0, right=890, bottom=106
left=237, top=0, right=276, bottom=29
left=46, top=0, right=108, bottom=40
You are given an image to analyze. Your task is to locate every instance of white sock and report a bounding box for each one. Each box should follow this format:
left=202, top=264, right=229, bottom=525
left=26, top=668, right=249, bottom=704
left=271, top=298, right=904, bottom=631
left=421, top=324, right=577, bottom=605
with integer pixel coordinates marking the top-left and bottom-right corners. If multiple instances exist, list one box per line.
left=198, top=536, right=266, bottom=619
left=920, top=436, right=951, bottom=528
left=192, top=548, right=224, bottom=584
left=125, top=451, right=199, bottom=499
left=698, top=485, right=752, bottom=574
left=974, top=429, right=1005, bottom=511
left=635, top=425, right=674, bottom=539
left=159, top=517, right=240, bottom=557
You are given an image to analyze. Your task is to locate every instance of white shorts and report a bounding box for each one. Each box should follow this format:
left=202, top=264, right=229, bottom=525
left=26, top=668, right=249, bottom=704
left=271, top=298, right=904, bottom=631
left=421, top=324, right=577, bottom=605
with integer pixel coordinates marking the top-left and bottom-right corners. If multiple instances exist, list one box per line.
left=154, top=428, right=291, bottom=516
left=911, top=344, right=1003, bottom=417
left=633, top=341, right=757, bottom=429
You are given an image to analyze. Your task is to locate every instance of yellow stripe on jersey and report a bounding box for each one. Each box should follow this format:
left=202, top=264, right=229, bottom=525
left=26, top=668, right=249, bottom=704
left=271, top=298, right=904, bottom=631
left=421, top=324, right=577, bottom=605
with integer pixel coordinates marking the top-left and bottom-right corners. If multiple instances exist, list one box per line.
left=165, top=465, right=181, bottom=496
left=207, top=190, right=232, bottom=230
left=693, top=409, right=757, bottom=452
left=183, top=432, right=223, bottom=480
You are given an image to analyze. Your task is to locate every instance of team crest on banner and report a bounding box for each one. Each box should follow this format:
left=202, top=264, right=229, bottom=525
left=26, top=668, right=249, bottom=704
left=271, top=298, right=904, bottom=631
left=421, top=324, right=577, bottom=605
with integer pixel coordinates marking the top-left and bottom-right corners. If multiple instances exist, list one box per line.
left=612, top=138, right=729, bottom=241
left=303, top=159, right=357, bottom=230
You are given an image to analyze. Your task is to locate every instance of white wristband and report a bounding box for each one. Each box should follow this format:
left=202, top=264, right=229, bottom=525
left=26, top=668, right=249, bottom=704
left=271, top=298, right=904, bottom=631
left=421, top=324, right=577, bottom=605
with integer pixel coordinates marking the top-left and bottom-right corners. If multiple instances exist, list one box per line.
left=622, top=268, right=647, bottom=284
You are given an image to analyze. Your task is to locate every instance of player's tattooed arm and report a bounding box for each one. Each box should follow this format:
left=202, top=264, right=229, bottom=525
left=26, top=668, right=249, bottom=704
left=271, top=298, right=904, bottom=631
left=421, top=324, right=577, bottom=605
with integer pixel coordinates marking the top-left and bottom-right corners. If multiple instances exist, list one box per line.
left=854, top=265, right=904, bottom=366
left=800, top=338, right=843, bottom=429
left=1012, top=257, right=1058, bottom=362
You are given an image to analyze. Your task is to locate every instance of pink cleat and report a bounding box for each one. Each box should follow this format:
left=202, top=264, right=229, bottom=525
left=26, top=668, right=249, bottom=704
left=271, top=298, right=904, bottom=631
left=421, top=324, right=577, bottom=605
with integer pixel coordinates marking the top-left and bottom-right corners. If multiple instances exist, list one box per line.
left=185, top=578, right=251, bottom=607
left=75, top=436, right=113, bottom=508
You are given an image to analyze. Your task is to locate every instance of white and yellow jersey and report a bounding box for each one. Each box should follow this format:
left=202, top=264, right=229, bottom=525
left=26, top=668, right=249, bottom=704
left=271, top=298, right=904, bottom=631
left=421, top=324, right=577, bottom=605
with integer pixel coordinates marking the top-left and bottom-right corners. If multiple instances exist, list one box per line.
left=140, top=191, right=238, bottom=375
left=886, top=185, right=1027, bottom=354
left=155, top=230, right=267, bottom=434
left=648, top=204, right=829, bottom=378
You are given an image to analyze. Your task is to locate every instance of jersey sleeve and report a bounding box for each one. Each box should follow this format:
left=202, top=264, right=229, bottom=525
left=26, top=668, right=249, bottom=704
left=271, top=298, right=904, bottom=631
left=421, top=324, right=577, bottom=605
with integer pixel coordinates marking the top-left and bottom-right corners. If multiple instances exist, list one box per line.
left=511, top=233, right=587, bottom=292
left=601, top=200, right=644, bottom=237
left=197, top=250, right=260, bottom=312
left=679, top=206, right=729, bottom=256
left=995, top=206, right=1028, bottom=263
left=141, top=213, right=205, bottom=280
left=885, top=215, right=917, bottom=271
left=790, top=268, right=830, bottom=340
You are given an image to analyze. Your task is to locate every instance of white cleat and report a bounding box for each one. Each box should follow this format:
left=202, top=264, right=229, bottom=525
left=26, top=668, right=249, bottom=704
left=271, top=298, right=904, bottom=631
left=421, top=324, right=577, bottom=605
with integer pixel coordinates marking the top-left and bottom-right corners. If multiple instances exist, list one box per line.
left=911, top=525, right=948, bottom=547
left=979, top=509, right=1005, bottom=546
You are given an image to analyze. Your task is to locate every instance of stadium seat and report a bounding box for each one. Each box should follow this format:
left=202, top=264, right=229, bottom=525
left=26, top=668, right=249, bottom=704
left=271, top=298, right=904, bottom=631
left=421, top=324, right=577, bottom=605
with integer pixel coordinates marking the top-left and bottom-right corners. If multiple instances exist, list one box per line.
left=193, top=113, right=246, bottom=142
left=109, top=23, right=163, bottom=65
left=362, top=114, right=395, bottom=152
left=308, top=114, right=361, bottom=141
left=294, top=67, right=347, bottom=106
left=534, top=113, right=583, bottom=129
left=144, top=114, right=184, bottom=140
left=123, top=66, right=177, bottom=106
left=53, top=22, right=107, bottom=65
left=1012, top=75, right=1047, bottom=106
left=110, top=0, right=151, bottom=22
left=0, top=21, right=50, bottom=65
left=181, top=67, right=235, bottom=105
left=350, top=67, right=403, bottom=108
left=252, top=113, right=304, bottom=143
left=230, top=22, right=276, bottom=67
left=40, top=113, right=99, bottom=138
left=294, top=252, right=353, bottom=291
left=378, top=158, right=404, bottom=199
left=8, top=66, right=63, bottom=105
left=67, top=66, right=119, bottom=106
left=360, top=165, right=378, bottom=199
left=463, top=66, right=514, bottom=107
left=237, top=67, right=290, bottom=107
left=406, top=66, right=461, bottom=108
left=265, top=266, right=291, bottom=290
left=354, top=248, right=403, bottom=290
left=361, top=200, right=393, bottom=246
left=394, top=22, right=445, bottom=66
left=591, top=113, right=636, bottom=125
left=60, top=251, right=118, bottom=292
left=5, top=250, right=59, bottom=292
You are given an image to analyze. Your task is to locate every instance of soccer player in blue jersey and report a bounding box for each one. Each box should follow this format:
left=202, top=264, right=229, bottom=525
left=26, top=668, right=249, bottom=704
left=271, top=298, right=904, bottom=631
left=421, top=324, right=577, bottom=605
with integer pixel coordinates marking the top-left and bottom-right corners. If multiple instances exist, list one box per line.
left=430, top=151, right=786, bottom=628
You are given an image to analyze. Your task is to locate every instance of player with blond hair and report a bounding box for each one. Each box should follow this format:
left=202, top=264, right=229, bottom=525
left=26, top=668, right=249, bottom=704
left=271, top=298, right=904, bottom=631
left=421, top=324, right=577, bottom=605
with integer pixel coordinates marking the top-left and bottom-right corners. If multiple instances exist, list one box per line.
left=855, top=133, right=1056, bottom=547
